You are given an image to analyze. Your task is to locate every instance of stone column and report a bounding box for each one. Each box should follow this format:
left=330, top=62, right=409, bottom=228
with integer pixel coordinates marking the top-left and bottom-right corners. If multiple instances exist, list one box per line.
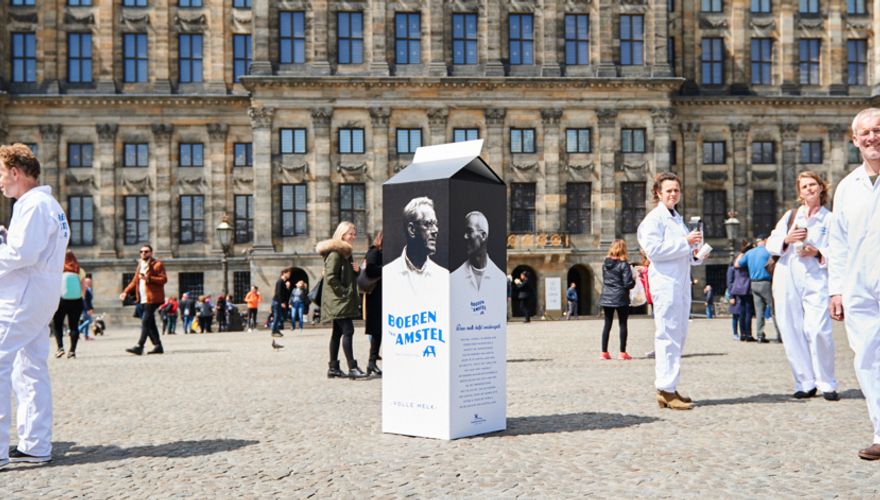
left=680, top=0, right=697, bottom=89
left=427, top=107, right=448, bottom=146
left=311, top=0, right=332, bottom=75
left=652, top=0, right=671, bottom=77
left=541, top=108, right=562, bottom=231
left=152, top=0, right=172, bottom=92
left=597, top=109, right=618, bottom=244
left=779, top=1, right=797, bottom=93
left=369, top=0, right=389, bottom=75
left=250, top=0, right=273, bottom=75
left=780, top=123, right=799, bottom=206
left=651, top=108, right=674, bottom=174
left=311, top=107, right=333, bottom=238
left=38, top=125, right=62, bottom=196
left=369, top=107, right=390, bottom=234
left=541, top=1, right=561, bottom=76
left=95, top=124, right=118, bottom=257
left=427, top=0, right=447, bottom=76
left=206, top=0, right=227, bottom=92
left=484, top=108, right=507, bottom=181
left=96, top=0, right=116, bottom=92
left=828, top=1, right=846, bottom=94
left=249, top=106, right=275, bottom=252
left=207, top=123, right=229, bottom=256
left=728, top=0, right=747, bottom=86
left=597, top=0, right=617, bottom=77
left=828, top=124, right=849, bottom=186
left=730, top=123, right=750, bottom=217
left=483, top=1, right=504, bottom=76
left=41, top=0, right=60, bottom=93
left=151, top=124, right=174, bottom=252
left=679, top=123, right=700, bottom=214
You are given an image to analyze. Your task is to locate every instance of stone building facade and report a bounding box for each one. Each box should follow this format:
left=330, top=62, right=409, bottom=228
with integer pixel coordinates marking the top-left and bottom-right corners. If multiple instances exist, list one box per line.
left=0, top=0, right=875, bottom=318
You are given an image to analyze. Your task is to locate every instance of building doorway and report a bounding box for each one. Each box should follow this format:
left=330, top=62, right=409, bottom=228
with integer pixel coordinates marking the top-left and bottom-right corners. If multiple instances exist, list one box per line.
left=510, top=265, right=538, bottom=318
left=566, top=265, right=594, bottom=317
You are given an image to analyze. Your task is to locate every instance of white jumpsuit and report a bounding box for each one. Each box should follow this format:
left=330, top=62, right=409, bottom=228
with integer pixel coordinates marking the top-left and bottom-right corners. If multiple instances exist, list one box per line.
left=637, top=204, right=703, bottom=392
left=0, top=186, right=69, bottom=460
left=829, top=165, right=880, bottom=444
left=766, top=205, right=836, bottom=394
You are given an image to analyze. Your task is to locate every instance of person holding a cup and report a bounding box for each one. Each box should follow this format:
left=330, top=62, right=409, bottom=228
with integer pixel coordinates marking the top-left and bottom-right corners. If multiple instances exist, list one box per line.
left=766, top=171, right=838, bottom=401
left=637, top=172, right=709, bottom=410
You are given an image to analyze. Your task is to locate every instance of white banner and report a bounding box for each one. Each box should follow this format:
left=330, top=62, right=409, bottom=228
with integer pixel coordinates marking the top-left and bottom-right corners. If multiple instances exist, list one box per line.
left=544, top=277, right=562, bottom=311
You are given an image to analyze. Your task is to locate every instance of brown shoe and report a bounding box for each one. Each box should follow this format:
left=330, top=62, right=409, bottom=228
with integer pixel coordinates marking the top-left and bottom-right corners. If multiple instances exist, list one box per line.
left=675, top=391, right=693, bottom=403
left=657, top=390, right=694, bottom=410
left=858, top=444, right=880, bottom=460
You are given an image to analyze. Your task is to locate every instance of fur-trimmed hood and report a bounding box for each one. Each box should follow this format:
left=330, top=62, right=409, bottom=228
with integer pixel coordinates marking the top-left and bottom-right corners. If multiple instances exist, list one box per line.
left=316, top=238, right=353, bottom=258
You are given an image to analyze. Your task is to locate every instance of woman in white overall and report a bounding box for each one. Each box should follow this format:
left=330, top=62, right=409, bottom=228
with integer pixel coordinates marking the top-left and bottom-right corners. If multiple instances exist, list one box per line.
left=766, top=171, right=838, bottom=401
left=637, top=172, right=706, bottom=410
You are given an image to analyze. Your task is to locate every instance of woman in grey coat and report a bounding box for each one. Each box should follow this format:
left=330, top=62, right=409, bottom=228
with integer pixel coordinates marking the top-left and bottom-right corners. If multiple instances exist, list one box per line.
left=598, top=239, right=636, bottom=360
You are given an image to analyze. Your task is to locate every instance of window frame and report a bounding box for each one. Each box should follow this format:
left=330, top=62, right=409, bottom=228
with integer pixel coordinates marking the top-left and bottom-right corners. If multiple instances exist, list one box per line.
left=702, top=190, right=727, bottom=239
left=68, top=195, right=95, bottom=246
left=67, top=32, right=93, bottom=83
left=279, top=11, right=306, bottom=64
left=280, top=183, right=308, bottom=237
left=179, top=194, right=205, bottom=244
left=280, top=128, right=307, bottom=155
left=451, top=13, right=478, bottom=65
left=566, top=128, right=592, bottom=153
left=750, top=0, right=771, bottom=13
left=338, top=128, right=365, bottom=154
left=621, top=182, right=646, bottom=234
left=510, top=183, right=537, bottom=233
left=233, top=34, right=252, bottom=83
left=566, top=182, right=592, bottom=235
left=395, top=12, right=421, bottom=65
left=178, top=142, right=204, bottom=168
left=619, top=15, right=644, bottom=66
left=123, top=143, right=149, bottom=168
left=178, top=33, right=203, bottom=83
left=123, top=32, right=149, bottom=83
left=701, top=0, right=723, bottom=12
left=338, top=183, right=366, bottom=230
left=453, top=128, right=480, bottom=142
left=11, top=32, right=37, bottom=83
left=508, top=13, right=534, bottom=66
left=510, top=128, right=536, bottom=154
left=751, top=141, right=775, bottom=164
left=799, top=0, right=820, bottom=14
left=799, top=38, right=821, bottom=85
left=124, top=195, right=150, bottom=245
left=67, top=143, right=93, bottom=168
left=234, top=194, right=254, bottom=243
left=750, top=38, right=773, bottom=85
left=752, top=190, right=776, bottom=238
left=800, top=140, right=823, bottom=164
left=702, top=141, right=726, bottom=164
left=337, top=11, right=364, bottom=65
left=847, top=0, right=867, bottom=14
left=234, top=142, right=253, bottom=167
left=564, top=14, right=590, bottom=66
left=847, top=39, right=867, bottom=86
left=701, top=37, right=725, bottom=85
left=621, top=128, right=647, bottom=153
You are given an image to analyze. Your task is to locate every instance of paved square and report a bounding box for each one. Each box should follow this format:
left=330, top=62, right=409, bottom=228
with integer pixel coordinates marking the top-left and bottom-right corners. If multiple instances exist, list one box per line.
left=2, top=317, right=878, bottom=497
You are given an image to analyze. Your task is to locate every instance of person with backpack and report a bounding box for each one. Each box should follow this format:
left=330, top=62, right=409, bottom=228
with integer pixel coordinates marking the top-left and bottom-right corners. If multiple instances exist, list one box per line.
left=598, top=240, right=636, bottom=361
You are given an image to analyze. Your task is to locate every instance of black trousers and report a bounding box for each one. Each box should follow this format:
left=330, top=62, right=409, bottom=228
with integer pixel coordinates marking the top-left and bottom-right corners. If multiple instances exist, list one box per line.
left=601, top=306, right=630, bottom=353
left=247, top=308, right=258, bottom=329
left=138, top=303, right=162, bottom=348
left=329, top=318, right=356, bottom=370
left=369, top=331, right=382, bottom=364
left=53, top=298, right=84, bottom=352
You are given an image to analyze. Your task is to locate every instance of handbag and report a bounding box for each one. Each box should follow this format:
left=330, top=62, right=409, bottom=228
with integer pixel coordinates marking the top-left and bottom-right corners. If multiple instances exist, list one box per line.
left=357, top=263, right=381, bottom=294
left=629, top=274, right=647, bottom=307
left=764, top=209, right=797, bottom=277
left=308, top=278, right=323, bottom=305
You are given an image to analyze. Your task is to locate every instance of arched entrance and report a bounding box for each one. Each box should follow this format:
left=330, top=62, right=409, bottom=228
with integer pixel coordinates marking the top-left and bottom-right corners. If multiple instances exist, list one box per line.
left=290, top=267, right=309, bottom=288
left=566, top=265, right=594, bottom=317
left=510, top=265, right=538, bottom=318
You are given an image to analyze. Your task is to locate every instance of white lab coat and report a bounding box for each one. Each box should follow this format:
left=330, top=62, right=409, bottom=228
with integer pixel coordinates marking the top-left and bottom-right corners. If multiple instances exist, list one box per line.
left=0, top=186, right=69, bottom=460
left=766, top=205, right=836, bottom=393
left=637, top=204, right=703, bottom=392
left=828, top=164, right=880, bottom=443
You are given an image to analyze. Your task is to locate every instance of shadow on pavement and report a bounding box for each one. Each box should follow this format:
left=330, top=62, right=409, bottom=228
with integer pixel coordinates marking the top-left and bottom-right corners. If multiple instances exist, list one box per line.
left=508, top=358, right=552, bottom=363
left=839, top=388, right=864, bottom=400
left=9, top=439, right=259, bottom=468
left=697, top=393, right=805, bottom=407
left=500, top=412, right=659, bottom=436
left=681, top=352, right=727, bottom=359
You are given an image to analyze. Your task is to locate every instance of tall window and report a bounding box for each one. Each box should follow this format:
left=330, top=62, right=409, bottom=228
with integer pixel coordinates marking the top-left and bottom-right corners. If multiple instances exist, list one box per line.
left=751, top=0, right=771, bottom=13
left=566, top=129, right=591, bottom=153
left=395, top=13, right=421, bottom=65
left=564, top=14, right=589, bottom=66
left=338, top=128, right=365, bottom=154
left=279, top=11, right=305, bottom=64
left=800, top=141, right=823, bottom=163
left=621, top=182, right=646, bottom=234
left=67, top=143, right=93, bottom=168
left=179, top=0, right=201, bottom=6
left=703, top=190, right=727, bottom=238
left=178, top=143, right=204, bottom=167
left=338, top=183, right=366, bottom=229
left=566, top=182, right=591, bottom=234
left=234, top=194, right=254, bottom=243
left=67, top=33, right=92, bottom=83
left=670, top=140, right=678, bottom=165
left=280, top=128, right=307, bottom=154
left=234, top=143, right=252, bottom=167
left=233, top=34, right=252, bottom=82
left=751, top=141, right=775, bottom=164
left=178, top=272, right=204, bottom=299
left=232, top=0, right=251, bottom=8
left=280, top=184, right=307, bottom=236
left=232, top=142, right=254, bottom=167
left=337, top=12, right=364, bottom=64
left=511, top=183, right=536, bottom=233
left=179, top=195, right=205, bottom=243
left=123, top=33, right=148, bottom=83
left=701, top=38, right=724, bottom=85
left=752, top=190, right=776, bottom=237
left=848, top=0, right=867, bottom=14
left=799, top=0, right=819, bottom=14
left=701, top=0, right=723, bottom=12
left=510, top=128, right=536, bottom=153
left=453, top=128, right=479, bottom=142
left=668, top=37, right=675, bottom=67
left=233, top=271, right=250, bottom=303
left=11, top=32, right=36, bottom=83
left=178, top=34, right=203, bottom=83
left=123, top=0, right=147, bottom=6
left=509, top=14, right=534, bottom=65
left=751, top=38, right=773, bottom=85
left=452, top=13, right=477, bottom=65
left=68, top=196, right=94, bottom=246
left=124, top=195, right=149, bottom=244
left=848, top=39, right=867, bottom=85
left=68, top=0, right=92, bottom=5
left=124, top=143, right=149, bottom=167
left=621, top=128, right=646, bottom=153
left=799, top=39, right=820, bottom=85
left=702, top=141, right=726, bottom=164
left=396, top=128, right=422, bottom=154
left=11, top=0, right=34, bottom=4
left=620, top=15, right=644, bottom=65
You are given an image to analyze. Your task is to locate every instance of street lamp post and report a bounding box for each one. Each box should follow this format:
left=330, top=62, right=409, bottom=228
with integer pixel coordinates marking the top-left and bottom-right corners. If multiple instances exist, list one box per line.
left=724, top=212, right=741, bottom=262
left=216, top=215, right=234, bottom=296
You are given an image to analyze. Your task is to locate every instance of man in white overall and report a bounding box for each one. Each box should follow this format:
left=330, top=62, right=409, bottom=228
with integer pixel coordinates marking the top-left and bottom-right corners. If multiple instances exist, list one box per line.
left=828, top=108, right=880, bottom=460
left=0, top=144, right=69, bottom=468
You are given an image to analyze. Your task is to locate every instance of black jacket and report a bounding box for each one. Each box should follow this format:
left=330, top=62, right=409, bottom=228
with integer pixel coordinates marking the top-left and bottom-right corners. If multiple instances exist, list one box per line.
left=273, top=278, right=291, bottom=304
left=364, top=245, right=383, bottom=336
left=598, top=258, right=636, bottom=308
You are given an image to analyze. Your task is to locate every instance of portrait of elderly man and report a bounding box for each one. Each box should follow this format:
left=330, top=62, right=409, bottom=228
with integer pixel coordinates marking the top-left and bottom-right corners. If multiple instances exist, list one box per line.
left=450, top=212, right=507, bottom=321
left=385, top=197, right=449, bottom=298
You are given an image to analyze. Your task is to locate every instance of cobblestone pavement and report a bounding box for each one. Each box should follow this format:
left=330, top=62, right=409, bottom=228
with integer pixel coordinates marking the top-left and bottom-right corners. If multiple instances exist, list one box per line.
left=2, top=317, right=879, bottom=498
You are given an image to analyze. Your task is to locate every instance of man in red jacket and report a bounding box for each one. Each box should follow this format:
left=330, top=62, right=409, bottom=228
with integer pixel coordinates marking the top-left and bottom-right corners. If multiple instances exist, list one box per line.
left=120, top=244, right=167, bottom=355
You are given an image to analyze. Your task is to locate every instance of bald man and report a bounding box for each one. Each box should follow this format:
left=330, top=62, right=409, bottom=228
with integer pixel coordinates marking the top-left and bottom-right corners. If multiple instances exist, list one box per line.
left=451, top=211, right=506, bottom=319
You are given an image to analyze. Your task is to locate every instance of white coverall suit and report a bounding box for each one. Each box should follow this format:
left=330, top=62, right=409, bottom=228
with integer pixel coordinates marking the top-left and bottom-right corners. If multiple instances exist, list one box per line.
left=766, top=205, right=837, bottom=394
left=0, top=186, right=69, bottom=460
left=829, top=165, right=880, bottom=444
left=638, top=204, right=703, bottom=392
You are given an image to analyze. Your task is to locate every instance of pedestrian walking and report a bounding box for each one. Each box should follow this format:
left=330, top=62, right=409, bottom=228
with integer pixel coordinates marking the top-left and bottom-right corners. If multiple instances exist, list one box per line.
left=244, top=285, right=262, bottom=332
left=737, top=237, right=776, bottom=343
left=637, top=172, right=708, bottom=410
left=52, top=250, right=85, bottom=359
left=270, top=268, right=292, bottom=337
left=0, top=143, right=69, bottom=466
left=363, top=230, right=384, bottom=376
left=514, top=271, right=533, bottom=323
left=768, top=171, right=838, bottom=401
left=121, top=244, right=167, bottom=355
left=704, top=284, right=715, bottom=319
left=197, top=294, right=214, bottom=333
left=162, top=296, right=179, bottom=335
left=78, top=276, right=95, bottom=340
left=566, top=283, right=578, bottom=320
left=598, top=239, right=635, bottom=360
left=215, top=294, right=228, bottom=332
left=317, top=221, right=366, bottom=379
left=727, top=246, right=754, bottom=342
left=180, top=292, right=195, bottom=334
